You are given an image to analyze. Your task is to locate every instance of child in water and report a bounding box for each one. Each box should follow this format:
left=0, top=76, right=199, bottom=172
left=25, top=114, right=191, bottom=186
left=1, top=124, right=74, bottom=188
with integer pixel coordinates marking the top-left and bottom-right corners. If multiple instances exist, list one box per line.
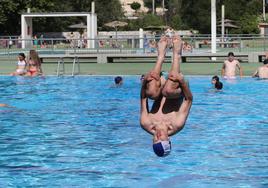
left=211, top=75, right=223, bottom=90
left=114, top=76, right=123, bottom=85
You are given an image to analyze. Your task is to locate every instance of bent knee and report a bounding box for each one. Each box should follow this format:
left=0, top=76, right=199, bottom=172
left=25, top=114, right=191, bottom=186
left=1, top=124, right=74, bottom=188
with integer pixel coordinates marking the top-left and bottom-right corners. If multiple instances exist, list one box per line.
left=162, top=86, right=174, bottom=97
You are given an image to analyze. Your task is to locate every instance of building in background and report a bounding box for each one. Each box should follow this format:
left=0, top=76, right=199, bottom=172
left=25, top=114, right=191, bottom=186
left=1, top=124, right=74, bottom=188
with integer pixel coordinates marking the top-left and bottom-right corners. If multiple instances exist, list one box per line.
left=120, top=0, right=148, bottom=19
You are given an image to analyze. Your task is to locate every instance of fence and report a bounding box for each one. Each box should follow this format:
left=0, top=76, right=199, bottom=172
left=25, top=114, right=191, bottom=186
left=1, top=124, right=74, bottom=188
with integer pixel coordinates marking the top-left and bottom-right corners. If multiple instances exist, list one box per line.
left=0, top=35, right=268, bottom=58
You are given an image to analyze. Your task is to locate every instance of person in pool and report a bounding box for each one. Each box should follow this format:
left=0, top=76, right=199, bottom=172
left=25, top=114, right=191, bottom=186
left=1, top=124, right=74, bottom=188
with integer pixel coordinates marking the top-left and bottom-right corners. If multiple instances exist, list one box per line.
left=252, top=59, right=268, bottom=79
left=114, top=76, right=123, bottom=85
left=140, top=35, right=193, bottom=157
left=221, top=52, right=243, bottom=79
left=211, top=75, right=223, bottom=90
left=10, top=53, right=27, bottom=76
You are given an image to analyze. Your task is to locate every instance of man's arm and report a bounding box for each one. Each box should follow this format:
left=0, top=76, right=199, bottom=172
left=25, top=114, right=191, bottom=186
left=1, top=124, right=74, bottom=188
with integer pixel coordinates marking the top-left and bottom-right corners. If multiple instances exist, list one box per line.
left=252, top=69, right=259, bottom=78
left=169, top=75, right=193, bottom=135
left=221, top=62, right=226, bottom=77
left=236, top=61, right=243, bottom=78
left=140, top=80, right=149, bottom=125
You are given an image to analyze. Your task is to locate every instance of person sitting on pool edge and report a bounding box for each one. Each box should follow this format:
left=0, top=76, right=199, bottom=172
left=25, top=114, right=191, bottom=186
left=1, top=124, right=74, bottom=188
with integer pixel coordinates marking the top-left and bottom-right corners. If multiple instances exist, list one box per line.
left=114, top=76, right=123, bottom=85
left=252, top=59, right=268, bottom=79
left=25, top=50, right=43, bottom=77
left=211, top=75, right=223, bottom=90
left=221, top=52, right=243, bottom=79
left=10, top=53, right=27, bottom=76
left=140, top=35, right=193, bottom=157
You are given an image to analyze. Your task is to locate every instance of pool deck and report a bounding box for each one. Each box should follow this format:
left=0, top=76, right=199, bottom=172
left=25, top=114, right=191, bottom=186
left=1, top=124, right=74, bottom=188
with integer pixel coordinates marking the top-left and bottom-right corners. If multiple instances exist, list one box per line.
left=0, top=61, right=261, bottom=76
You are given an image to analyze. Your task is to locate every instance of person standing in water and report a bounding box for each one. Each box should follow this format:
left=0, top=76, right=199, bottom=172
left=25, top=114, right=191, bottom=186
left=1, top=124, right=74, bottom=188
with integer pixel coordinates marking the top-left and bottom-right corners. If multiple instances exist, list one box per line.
left=221, top=52, right=243, bottom=79
left=252, top=59, right=268, bottom=79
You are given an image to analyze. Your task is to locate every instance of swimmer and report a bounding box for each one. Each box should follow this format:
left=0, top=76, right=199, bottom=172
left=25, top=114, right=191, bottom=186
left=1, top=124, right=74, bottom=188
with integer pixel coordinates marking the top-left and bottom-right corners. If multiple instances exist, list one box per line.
left=211, top=75, right=223, bottom=90
left=221, top=52, right=243, bottom=79
left=114, top=76, right=123, bottom=85
left=0, top=104, right=9, bottom=107
left=252, top=59, right=268, bottom=79
left=140, top=74, right=145, bottom=82
left=140, top=35, right=193, bottom=157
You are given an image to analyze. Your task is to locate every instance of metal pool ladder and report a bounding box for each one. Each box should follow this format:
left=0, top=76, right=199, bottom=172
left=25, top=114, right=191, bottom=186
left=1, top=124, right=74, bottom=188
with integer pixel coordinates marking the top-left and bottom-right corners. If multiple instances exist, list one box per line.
left=56, top=56, right=80, bottom=76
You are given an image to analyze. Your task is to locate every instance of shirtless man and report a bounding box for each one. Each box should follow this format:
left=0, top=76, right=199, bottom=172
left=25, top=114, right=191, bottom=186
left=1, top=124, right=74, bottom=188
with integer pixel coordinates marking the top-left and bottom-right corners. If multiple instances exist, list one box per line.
left=221, top=52, right=243, bottom=79
left=140, top=36, right=193, bottom=157
left=252, top=59, right=268, bottom=79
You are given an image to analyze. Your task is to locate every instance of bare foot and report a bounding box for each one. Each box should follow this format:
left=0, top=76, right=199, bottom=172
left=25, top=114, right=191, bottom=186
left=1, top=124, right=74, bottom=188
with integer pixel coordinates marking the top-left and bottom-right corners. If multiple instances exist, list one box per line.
left=157, top=36, right=168, bottom=57
left=172, top=35, right=182, bottom=55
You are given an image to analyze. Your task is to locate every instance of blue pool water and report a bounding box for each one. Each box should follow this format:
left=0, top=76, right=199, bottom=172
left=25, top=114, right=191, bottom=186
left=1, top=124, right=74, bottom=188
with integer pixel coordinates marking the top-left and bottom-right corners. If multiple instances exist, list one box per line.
left=0, top=76, right=267, bottom=187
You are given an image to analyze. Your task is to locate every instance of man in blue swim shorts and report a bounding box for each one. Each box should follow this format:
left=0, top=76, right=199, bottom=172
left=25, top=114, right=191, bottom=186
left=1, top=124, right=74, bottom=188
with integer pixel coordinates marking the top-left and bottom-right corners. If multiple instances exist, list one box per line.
left=140, top=35, right=193, bottom=157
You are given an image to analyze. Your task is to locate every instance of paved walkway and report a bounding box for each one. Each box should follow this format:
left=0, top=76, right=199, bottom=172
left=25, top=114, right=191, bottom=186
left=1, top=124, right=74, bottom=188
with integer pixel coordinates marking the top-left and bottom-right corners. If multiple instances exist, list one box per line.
left=0, top=61, right=260, bottom=76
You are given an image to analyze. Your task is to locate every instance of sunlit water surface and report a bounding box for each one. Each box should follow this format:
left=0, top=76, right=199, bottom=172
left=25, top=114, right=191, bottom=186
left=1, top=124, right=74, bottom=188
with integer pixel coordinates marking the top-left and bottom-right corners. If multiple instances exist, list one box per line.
left=0, top=76, right=267, bottom=188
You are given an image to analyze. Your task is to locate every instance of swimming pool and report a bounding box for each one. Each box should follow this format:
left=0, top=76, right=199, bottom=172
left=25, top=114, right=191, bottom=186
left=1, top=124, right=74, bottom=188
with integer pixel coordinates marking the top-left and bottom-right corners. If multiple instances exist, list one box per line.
left=0, top=76, right=267, bottom=187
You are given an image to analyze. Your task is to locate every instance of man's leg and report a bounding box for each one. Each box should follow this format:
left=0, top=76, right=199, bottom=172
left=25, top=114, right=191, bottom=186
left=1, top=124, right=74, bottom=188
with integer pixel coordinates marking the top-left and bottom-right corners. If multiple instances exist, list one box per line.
left=149, top=36, right=168, bottom=76
left=144, top=36, right=168, bottom=99
left=162, top=35, right=183, bottom=98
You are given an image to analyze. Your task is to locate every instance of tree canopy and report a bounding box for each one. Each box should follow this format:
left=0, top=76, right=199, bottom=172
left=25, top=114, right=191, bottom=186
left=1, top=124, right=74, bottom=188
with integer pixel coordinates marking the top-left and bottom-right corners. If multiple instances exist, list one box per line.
left=0, top=0, right=264, bottom=35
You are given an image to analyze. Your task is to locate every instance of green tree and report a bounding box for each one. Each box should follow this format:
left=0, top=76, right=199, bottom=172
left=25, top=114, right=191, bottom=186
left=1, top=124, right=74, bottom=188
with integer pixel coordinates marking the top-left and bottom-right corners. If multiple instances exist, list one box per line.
left=127, top=14, right=164, bottom=30
left=166, top=0, right=182, bottom=29
left=144, top=0, right=162, bottom=13
left=130, top=2, right=141, bottom=12
left=0, top=0, right=124, bottom=34
left=143, top=14, right=164, bottom=27
left=239, top=14, right=259, bottom=34
left=170, top=15, right=182, bottom=30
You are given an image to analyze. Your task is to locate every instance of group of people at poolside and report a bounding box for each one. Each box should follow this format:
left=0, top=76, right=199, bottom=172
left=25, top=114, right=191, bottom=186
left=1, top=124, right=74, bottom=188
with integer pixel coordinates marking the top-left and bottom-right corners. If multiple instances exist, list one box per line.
left=10, top=50, right=43, bottom=77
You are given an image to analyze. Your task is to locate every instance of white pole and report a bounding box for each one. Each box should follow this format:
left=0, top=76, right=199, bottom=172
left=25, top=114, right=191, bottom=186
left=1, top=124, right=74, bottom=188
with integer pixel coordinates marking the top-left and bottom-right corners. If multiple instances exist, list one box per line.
left=221, top=5, right=225, bottom=41
left=21, top=15, right=25, bottom=49
left=152, top=0, right=155, bottom=15
left=162, top=0, right=165, bottom=14
left=87, top=15, right=91, bottom=48
left=139, top=28, right=144, bottom=49
left=92, top=1, right=95, bottom=14
left=211, top=0, right=217, bottom=58
left=89, top=1, right=95, bottom=48
left=263, top=0, right=266, bottom=21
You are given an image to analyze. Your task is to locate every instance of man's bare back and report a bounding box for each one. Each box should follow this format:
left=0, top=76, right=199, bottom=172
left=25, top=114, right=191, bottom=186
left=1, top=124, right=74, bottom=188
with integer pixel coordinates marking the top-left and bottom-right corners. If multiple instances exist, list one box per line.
left=257, top=66, right=268, bottom=78
left=252, top=59, right=268, bottom=79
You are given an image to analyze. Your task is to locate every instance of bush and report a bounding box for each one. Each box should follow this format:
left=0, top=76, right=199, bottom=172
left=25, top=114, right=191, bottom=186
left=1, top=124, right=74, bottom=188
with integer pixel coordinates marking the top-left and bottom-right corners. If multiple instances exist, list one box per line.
left=130, top=2, right=141, bottom=11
